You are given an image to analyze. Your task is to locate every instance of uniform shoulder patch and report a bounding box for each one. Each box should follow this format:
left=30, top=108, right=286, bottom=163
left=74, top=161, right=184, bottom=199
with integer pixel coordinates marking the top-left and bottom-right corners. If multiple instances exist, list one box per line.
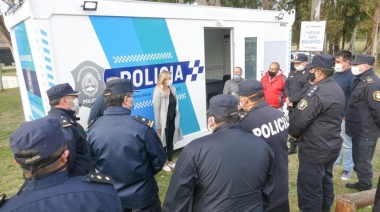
left=134, top=115, right=154, bottom=128
left=306, top=85, right=319, bottom=98
left=374, top=91, right=380, bottom=101
left=366, top=76, right=374, bottom=83
left=297, top=99, right=308, bottom=110
left=0, top=193, right=6, bottom=206
left=59, top=116, right=72, bottom=128
left=86, top=171, right=114, bottom=185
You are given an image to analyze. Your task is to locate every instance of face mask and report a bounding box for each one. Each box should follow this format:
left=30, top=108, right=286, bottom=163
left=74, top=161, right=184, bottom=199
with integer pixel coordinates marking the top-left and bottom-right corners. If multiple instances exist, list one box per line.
left=295, top=65, right=305, bottom=71
left=68, top=98, right=80, bottom=112
left=308, top=72, right=316, bottom=82
left=334, top=64, right=343, bottom=73
left=268, top=71, right=276, bottom=77
left=233, top=74, right=241, bottom=81
left=351, top=66, right=361, bottom=76
left=166, top=80, right=172, bottom=86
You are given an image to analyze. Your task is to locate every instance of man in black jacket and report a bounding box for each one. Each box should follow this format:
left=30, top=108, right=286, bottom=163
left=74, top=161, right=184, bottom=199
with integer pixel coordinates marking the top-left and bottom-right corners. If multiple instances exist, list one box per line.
left=163, top=94, right=274, bottom=212
left=285, top=53, right=310, bottom=154
left=345, top=54, right=380, bottom=191
left=289, top=54, right=345, bottom=212
left=46, top=83, right=92, bottom=176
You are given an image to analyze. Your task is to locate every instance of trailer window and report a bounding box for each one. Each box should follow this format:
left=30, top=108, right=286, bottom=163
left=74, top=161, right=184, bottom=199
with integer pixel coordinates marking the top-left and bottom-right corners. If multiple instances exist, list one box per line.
left=244, top=37, right=257, bottom=79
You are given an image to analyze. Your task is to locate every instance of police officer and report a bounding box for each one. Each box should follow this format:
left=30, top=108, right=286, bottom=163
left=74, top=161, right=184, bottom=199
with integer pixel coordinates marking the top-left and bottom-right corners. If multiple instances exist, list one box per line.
left=46, top=83, right=92, bottom=176
left=238, top=79, right=289, bottom=212
left=87, top=79, right=166, bottom=211
left=345, top=54, right=380, bottom=191
left=289, top=54, right=345, bottom=212
left=0, top=117, right=122, bottom=211
left=285, top=53, right=310, bottom=154
left=163, top=94, right=274, bottom=212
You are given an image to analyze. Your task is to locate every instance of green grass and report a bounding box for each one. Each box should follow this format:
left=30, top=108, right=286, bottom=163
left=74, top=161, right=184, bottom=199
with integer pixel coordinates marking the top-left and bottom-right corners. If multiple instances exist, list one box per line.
left=1, top=68, right=16, bottom=76
left=1, top=83, right=380, bottom=211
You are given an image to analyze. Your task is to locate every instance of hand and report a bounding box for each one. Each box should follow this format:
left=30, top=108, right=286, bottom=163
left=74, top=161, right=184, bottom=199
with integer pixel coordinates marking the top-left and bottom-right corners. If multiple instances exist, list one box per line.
left=288, top=102, right=293, bottom=107
left=157, top=129, right=162, bottom=136
left=285, top=97, right=290, bottom=104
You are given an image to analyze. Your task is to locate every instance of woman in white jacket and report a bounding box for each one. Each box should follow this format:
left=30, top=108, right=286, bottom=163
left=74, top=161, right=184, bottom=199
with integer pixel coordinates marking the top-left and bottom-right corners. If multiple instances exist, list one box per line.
left=153, top=71, right=183, bottom=172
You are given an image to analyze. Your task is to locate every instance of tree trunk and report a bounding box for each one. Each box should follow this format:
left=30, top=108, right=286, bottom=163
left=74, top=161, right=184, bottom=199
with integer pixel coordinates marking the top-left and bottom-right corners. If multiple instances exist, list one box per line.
left=215, top=0, right=221, bottom=6
left=262, top=0, right=270, bottom=10
left=0, top=16, right=11, bottom=92
left=368, top=1, right=380, bottom=69
left=178, top=0, right=184, bottom=4
left=335, top=189, right=376, bottom=211
left=349, top=25, right=358, bottom=53
left=197, top=0, right=208, bottom=5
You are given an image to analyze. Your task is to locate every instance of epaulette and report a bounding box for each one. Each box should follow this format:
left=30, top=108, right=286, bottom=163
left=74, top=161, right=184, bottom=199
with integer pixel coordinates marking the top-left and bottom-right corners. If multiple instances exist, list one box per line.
left=86, top=171, right=114, bottom=185
left=366, top=76, right=374, bottom=84
left=238, top=111, right=248, bottom=122
left=0, top=193, right=5, bottom=206
left=306, top=85, right=319, bottom=98
left=59, top=115, right=73, bottom=128
left=133, top=115, right=154, bottom=128
left=86, top=117, right=98, bottom=130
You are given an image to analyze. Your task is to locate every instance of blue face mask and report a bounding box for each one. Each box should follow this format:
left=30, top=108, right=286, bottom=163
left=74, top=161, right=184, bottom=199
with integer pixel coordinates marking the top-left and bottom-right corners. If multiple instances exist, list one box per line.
left=233, top=74, right=241, bottom=81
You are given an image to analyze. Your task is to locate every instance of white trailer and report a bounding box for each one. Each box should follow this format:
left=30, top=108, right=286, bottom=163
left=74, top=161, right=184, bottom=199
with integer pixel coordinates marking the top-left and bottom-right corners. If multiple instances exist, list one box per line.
left=4, top=0, right=295, bottom=148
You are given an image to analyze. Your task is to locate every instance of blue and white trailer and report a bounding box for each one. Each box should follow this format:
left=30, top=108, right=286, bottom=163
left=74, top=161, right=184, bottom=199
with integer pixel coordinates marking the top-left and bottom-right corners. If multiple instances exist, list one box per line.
left=4, top=0, right=295, bottom=148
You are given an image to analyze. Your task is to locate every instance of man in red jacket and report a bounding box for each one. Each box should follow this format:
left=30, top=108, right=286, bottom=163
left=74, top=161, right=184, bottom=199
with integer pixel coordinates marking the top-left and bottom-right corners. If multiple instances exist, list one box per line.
left=261, top=62, right=287, bottom=109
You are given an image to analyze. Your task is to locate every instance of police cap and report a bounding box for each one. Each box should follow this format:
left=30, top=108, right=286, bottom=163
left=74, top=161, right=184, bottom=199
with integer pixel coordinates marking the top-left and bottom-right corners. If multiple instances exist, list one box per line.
left=292, top=53, right=308, bottom=62
left=305, top=54, right=335, bottom=70
left=208, top=94, right=238, bottom=117
left=47, top=83, right=80, bottom=101
left=236, top=79, right=263, bottom=97
left=10, top=117, right=68, bottom=165
left=350, top=54, right=375, bottom=66
left=104, top=79, right=138, bottom=96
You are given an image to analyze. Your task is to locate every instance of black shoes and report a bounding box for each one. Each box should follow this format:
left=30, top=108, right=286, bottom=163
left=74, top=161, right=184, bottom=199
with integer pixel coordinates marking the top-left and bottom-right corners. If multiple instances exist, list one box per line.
left=345, top=182, right=370, bottom=191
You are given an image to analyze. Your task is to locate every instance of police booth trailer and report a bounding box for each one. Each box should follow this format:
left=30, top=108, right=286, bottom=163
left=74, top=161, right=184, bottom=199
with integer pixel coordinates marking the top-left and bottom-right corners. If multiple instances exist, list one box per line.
left=4, top=0, right=295, bottom=149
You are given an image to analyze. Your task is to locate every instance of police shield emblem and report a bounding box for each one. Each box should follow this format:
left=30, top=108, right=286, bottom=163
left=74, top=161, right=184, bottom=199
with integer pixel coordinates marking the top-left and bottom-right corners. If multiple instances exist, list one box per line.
left=374, top=91, right=380, bottom=102
left=297, top=99, right=308, bottom=110
left=71, top=61, right=105, bottom=108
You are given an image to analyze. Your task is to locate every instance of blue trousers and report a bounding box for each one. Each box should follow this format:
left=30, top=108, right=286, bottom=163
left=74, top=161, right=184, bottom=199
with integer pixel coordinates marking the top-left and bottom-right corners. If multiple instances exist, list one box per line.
left=334, top=121, right=354, bottom=171
left=297, top=159, right=336, bottom=212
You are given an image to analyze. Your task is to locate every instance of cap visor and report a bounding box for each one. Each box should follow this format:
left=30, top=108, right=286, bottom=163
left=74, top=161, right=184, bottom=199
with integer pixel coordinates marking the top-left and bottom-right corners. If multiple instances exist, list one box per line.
left=68, top=91, right=81, bottom=96
left=349, top=61, right=364, bottom=65
left=305, top=63, right=315, bottom=69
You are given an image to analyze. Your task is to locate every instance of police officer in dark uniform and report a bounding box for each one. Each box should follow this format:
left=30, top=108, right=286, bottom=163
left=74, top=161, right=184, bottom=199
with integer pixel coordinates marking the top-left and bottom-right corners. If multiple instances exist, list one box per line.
left=289, top=54, right=345, bottom=212
left=285, top=53, right=310, bottom=154
left=87, top=79, right=166, bottom=212
left=0, top=117, right=122, bottom=212
left=46, top=83, right=92, bottom=176
left=163, top=94, right=274, bottom=212
left=238, top=79, right=289, bottom=212
left=345, top=54, right=380, bottom=191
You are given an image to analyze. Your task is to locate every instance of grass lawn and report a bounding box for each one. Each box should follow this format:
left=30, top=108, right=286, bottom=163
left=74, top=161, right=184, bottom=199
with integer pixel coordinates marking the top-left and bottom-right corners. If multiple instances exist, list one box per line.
left=1, top=68, right=380, bottom=211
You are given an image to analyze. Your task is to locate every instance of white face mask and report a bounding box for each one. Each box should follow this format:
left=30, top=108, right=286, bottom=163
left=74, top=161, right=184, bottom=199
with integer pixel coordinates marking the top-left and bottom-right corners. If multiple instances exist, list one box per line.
left=67, top=98, right=80, bottom=112
left=351, top=66, right=361, bottom=76
left=295, top=65, right=305, bottom=71
left=166, top=80, right=172, bottom=86
left=334, top=64, right=343, bottom=73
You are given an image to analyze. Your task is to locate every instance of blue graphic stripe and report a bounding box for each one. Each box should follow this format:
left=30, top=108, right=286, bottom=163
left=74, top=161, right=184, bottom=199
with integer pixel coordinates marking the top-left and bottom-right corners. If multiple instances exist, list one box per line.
left=43, top=48, right=50, bottom=54
left=42, top=39, right=48, bottom=45
left=46, top=65, right=52, bottom=71
left=40, top=29, right=54, bottom=87
left=44, top=57, right=51, bottom=63
left=40, top=30, right=47, bottom=36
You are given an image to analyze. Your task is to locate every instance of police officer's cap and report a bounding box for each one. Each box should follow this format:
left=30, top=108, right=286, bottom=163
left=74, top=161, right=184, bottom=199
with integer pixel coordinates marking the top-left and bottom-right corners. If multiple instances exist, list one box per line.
left=10, top=117, right=69, bottom=165
left=350, top=54, right=375, bottom=66
left=208, top=94, right=238, bottom=117
left=47, top=83, right=80, bottom=101
left=292, top=53, right=308, bottom=62
left=104, top=79, right=139, bottom=96
left=305, top=54, right=335, bottom=70
left=236, top=79, right=263, bottom=97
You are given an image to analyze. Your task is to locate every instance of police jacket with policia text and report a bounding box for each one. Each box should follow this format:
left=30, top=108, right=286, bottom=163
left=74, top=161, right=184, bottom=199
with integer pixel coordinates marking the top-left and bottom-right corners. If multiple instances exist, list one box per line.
left=0, top=171, right=123, bottom=212
left=289, top=77, right=345, bottom=163
left=47, top=107, right=92, bottom=176
left=345, top=69, right=380, bottom=140
left=162, top=123, right=275, bottom=212
left=240, top=101, right=289, bottom=210
left=284, top=69, right=311, bottom=108
left=87, top=106, right=166, bottom=209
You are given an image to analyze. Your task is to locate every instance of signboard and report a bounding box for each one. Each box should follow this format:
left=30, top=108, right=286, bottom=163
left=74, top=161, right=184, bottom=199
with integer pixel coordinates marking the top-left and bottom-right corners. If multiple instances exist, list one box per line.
left=299, top=21, right=326, bottom=51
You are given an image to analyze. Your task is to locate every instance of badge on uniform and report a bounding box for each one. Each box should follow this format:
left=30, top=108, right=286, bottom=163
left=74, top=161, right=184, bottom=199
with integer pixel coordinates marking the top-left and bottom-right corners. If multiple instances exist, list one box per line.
left=374, top=91, right=380, bottom=101
left=297, top=99, right=308, bottom=110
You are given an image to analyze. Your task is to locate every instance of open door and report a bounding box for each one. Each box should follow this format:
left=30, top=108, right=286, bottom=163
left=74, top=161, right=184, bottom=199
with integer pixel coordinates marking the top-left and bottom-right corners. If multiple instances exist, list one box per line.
left=203, top=28, right=233, bottom=108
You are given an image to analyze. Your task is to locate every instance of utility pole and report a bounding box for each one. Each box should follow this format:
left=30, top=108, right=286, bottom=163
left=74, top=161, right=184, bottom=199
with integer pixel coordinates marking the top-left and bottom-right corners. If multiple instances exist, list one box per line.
left=311, top=0, right=326, bottom=54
